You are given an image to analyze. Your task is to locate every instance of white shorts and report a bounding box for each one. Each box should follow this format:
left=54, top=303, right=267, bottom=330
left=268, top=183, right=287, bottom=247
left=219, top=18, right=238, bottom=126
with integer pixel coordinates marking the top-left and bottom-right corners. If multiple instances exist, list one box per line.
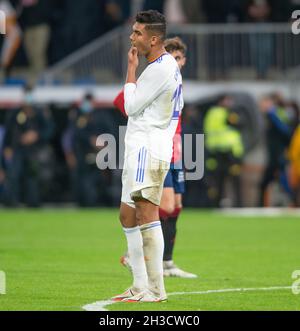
left=121, top=147, right=170, bottom=208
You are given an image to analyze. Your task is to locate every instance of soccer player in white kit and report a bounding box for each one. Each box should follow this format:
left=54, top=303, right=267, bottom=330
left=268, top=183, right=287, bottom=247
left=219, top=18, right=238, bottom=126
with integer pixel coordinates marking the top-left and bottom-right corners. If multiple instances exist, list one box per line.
left=112, top=10, right=183, bottom=303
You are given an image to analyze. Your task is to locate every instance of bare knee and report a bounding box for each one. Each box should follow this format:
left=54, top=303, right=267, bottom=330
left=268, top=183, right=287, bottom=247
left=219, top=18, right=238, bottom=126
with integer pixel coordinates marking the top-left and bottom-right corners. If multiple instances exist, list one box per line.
left=174, top=194, right=183, bottom=210
left=135, top=199, right=159, bottom=225
left=160, top=203, right=175, bottom=215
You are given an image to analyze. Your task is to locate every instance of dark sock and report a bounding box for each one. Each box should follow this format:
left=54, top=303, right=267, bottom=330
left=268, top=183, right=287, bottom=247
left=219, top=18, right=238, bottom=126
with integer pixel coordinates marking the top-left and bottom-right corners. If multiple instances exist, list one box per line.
left=161, top=215, right=178, bottom=261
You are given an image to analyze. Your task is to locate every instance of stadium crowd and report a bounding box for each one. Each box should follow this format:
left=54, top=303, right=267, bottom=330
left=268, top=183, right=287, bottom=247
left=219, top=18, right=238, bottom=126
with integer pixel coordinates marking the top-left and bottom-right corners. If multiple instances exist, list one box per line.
left=0, top=0, right=299, bottom=82
left=0, top=1, right=299, bottom=208
left=0, top=87, right=299, bottom=208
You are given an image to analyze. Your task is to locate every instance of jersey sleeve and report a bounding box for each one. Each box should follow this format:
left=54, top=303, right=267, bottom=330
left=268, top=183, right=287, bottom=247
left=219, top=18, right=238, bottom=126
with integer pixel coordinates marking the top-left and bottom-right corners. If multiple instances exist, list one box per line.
left=171, top=116, right=182, bottom=163
left=124, top=64, right=172, bottom=117
left=113, top=90, right=127, bottom=118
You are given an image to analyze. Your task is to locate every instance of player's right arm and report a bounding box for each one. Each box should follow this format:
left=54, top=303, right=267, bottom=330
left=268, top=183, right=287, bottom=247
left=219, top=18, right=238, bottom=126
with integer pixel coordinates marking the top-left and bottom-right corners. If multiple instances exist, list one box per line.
left=124, top=64, right=171, bottom=117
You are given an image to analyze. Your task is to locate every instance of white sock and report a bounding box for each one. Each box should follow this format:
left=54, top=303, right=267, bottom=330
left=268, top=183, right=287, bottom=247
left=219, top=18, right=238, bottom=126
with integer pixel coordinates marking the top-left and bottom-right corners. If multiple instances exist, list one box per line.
left=123, top=226, right=148, bottom=291
left=140, top=221, right=167, bottom=299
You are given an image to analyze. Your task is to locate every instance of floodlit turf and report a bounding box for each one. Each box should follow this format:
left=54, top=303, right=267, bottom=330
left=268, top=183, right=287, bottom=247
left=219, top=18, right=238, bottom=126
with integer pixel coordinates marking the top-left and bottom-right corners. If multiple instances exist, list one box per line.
left=0, top=209, right=299, bottom=311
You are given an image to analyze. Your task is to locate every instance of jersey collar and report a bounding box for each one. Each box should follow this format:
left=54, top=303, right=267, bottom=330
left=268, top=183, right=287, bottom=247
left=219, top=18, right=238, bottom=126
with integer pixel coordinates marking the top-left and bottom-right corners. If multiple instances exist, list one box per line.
left=148, top=52, right=169, bottom=65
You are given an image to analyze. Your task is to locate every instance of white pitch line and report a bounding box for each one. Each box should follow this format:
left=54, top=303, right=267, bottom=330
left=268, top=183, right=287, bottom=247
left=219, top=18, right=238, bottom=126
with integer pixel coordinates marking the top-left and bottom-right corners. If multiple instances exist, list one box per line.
left=82, top=300, right=115, bottom=312
left=82, top=286, right=292, bottom=311
left=217, top=207, right=300, bottom=217
left=168, top=286, right=292, bottom=296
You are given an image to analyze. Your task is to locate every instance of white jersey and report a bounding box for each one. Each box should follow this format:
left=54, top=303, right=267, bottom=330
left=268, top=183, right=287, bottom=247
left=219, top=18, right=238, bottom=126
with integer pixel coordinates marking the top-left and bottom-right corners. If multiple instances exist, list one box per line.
left=124, top=52, right=184, bottom=162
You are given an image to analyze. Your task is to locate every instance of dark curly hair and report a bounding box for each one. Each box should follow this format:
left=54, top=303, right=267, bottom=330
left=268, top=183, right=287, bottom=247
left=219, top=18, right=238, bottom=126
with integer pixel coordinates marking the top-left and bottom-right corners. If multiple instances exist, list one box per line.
left=135, top=10, right=166, bottom=41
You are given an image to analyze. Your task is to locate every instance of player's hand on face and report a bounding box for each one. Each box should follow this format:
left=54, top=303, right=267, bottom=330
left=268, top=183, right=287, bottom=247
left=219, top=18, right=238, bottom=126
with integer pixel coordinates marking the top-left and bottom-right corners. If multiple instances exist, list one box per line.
left=128, top=47, right=139, bottom=68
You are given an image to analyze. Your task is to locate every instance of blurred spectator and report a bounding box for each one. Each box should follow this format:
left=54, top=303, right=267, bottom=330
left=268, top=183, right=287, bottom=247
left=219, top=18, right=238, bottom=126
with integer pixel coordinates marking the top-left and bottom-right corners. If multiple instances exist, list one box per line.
left=1, top=0, right=297, bottom=82
left=182, top=106, right=204, bottom=207
left=143, top=0, right=165, bottom=13
left=61, top=107, right=80, bottom=204
left=270, top=0, right=300, bottom=22
left=143, top=0, right=204, bottom=23
left=202, top=0, right=246, bottom=23
left=258, top=93, right=294, bottom=206
left=17, top=0, right=53, bottom=81
left=50, top=0, right=106, bottom=61
left=246, top=0, right=274, bottom=79
left=181, top=0, right=205, bottom=23
left=288, top=116, right=300, bottom=205
left=46, top=0, right=72, bottom=64
left=164, top=0, right=187, bottom=24
left=204, top=0, right=246, bottom=80
left=286, top=101, right=300, bottom=131
left=62, top=93, right=114, bottom=207
left=2, top=85, right=54, bottom=206
left=104, top=0, right=132, bottom=30
left=0, top=124, right=5, bottom=202
left=203, top=95, right=245, bottom=207
left=246, top=0, right=272, bottom=22
left=290, top=0, right=300, bottom=13
left=0, top=0, right=22, bottom=78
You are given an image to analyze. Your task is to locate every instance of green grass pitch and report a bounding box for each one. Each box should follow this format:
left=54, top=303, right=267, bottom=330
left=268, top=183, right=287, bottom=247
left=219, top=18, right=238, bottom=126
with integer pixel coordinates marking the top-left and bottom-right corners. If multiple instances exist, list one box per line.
left=0, top=209, right=299, bottom=311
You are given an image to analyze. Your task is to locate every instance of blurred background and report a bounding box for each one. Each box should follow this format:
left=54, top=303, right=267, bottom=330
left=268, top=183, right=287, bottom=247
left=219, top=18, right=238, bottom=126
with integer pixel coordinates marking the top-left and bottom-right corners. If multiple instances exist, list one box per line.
left=0, top=0, right=300, bottom=208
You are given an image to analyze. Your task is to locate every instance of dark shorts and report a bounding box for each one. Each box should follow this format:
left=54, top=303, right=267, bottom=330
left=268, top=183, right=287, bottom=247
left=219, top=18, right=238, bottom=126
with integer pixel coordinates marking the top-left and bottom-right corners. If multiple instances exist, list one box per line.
left=163, top=163, right=185, bottom=194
